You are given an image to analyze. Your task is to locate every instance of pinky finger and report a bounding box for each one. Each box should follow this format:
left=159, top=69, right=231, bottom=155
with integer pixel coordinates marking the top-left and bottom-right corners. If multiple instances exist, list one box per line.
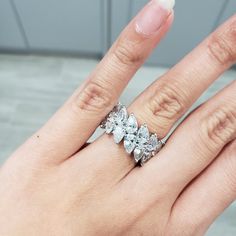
left=168, top=140, right=236, bottom=236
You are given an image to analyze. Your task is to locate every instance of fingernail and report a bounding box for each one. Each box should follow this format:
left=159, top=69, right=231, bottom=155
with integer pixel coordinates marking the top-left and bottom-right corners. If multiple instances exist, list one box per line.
left=135, top=0, right=175, bottom=36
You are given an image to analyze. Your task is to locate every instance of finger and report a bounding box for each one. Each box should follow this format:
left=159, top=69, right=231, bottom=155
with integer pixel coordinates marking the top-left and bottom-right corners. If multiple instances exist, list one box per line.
left=103, top=80, right=236, bottom=233
left=129, top=14, right=236, bottom=138
left=14, top=0, right=174, bottom=164
left=74, top=14, right=236, bottom=179
left=168, top=140, right=236, bottom=236
left=131, top=80, right=236, bottom=203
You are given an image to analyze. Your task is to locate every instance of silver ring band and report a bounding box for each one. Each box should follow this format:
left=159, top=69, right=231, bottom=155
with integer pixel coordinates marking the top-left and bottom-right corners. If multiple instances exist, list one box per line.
left=100, top=103, right=164, bottom=166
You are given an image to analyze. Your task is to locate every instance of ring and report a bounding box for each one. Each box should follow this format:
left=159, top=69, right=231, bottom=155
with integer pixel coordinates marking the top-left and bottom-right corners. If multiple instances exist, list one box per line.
left=100, top=102, right=164, bottom=166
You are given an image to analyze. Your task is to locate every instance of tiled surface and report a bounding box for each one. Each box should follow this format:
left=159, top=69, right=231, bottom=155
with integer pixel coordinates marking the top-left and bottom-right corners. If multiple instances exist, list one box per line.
left=0, top=54, right=235, bottom=235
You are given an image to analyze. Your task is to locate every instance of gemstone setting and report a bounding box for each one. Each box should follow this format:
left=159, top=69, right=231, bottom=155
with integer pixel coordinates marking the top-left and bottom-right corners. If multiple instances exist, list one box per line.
left=100, top=102, right=164, bottom=166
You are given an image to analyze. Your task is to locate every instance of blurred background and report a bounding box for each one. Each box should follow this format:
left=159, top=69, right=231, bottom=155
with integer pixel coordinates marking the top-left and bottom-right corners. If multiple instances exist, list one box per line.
left=0, top=0, right=235, bottom=235
left=1, top=0, right=236, bottom=65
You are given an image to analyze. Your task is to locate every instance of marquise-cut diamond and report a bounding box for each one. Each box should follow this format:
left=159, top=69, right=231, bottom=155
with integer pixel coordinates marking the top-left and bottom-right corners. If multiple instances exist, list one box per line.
left=111, top=105, right=127, bottom=143
left=124, top=133, right=136, bottom=154
left=113, top=126, right=125, bottom=144
left=126, top=114, right=138, bottom=134
left=105, top=112, right=116, bottom=134
left=136, top=125, right=149, bottom=148
left=124, top=139, right=136, bottom=154
left=116, top=105, right=128, bottom=125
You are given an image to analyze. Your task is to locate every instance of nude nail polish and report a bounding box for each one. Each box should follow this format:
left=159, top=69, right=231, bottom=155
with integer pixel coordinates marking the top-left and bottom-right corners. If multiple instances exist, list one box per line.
left=135, top=0, right=175, bottom=36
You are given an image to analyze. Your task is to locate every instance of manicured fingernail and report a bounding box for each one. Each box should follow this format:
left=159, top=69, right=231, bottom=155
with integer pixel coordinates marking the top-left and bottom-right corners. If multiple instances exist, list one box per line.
left=135, top=0, right=175, bottom=36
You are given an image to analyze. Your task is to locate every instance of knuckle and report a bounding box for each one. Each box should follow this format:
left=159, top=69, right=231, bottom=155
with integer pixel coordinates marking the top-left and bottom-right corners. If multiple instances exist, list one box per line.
left=208, top=16, right=236, bottom=65
left=201, top=107, right=236, bottom=147
left=113, top=36, right=144, bottom=66
left=147, top=83, right=186, bottom=123
left=74, top=80, right=114, bottom=113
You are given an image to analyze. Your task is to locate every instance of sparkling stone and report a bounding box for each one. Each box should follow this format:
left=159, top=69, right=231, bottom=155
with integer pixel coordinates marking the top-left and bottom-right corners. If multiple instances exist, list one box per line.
left=126, top=133, right=136, bottom=141
left=126, top=114, right=138, bottom=134
left=148, top=136, right=163, bottom=154
left=136, top=125, right=149, bottom=148
left=116, top=105, right=128, bottom=125
left=134, top=148, right=143, bottom=163
left=113, top=126, right=125, bottom=144
left=124, top=139, right=136, bottom=154
left=150, top=134, right=158, bottom=147
left=124, top=133, right=136, bottom=154
left=146, top=134, right=158, bottom=152
left=105, top=112, right=116, bottom=134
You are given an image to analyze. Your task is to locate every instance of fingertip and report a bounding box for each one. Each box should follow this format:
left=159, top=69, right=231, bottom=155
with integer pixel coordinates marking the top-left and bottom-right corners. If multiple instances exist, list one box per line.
left=135, top=0, right=175, bottom=37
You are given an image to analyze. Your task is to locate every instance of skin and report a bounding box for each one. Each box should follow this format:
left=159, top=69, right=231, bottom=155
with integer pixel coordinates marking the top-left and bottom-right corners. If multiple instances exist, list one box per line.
left=0, top=5, right=236, bottom=236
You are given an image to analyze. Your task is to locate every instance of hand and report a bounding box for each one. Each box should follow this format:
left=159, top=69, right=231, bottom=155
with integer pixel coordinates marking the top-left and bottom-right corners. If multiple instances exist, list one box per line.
left=1, top=0, right=235, bottom=235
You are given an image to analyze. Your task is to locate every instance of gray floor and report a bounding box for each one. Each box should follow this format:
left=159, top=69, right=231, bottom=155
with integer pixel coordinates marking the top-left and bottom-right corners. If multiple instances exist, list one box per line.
left=0, top=54, right=235, bottom=235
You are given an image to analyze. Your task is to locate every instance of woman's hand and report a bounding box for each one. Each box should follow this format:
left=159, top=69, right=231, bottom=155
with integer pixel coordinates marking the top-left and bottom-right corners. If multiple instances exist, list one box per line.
left=0, top=0, right=236, bottom=235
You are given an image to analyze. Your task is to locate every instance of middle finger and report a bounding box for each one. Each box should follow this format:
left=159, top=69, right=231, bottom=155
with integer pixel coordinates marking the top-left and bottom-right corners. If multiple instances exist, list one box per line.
left=71, top=14, right=236, bottom=183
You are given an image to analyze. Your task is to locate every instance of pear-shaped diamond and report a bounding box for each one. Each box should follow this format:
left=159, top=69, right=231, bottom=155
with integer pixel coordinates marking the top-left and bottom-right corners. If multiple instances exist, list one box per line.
left=126, top=114, right=138, bottom=134
left=113, top=126, right=125, bottom=144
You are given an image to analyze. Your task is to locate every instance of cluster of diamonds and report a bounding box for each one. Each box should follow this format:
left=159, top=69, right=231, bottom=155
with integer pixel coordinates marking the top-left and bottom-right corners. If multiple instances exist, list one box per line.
left=100, top=103, right=163, bottom=166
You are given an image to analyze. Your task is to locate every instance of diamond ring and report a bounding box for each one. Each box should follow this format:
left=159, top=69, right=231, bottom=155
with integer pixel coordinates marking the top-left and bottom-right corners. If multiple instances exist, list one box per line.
left=100, top=103, right=164, bottom=166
